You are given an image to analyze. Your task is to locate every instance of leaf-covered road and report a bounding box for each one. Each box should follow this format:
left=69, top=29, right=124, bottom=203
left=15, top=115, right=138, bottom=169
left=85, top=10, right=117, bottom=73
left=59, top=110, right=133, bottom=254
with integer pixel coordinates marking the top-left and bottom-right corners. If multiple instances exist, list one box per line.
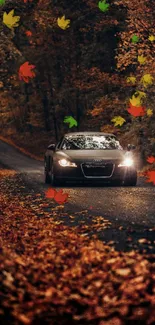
left=1, top=140, right=155, bottom=324
left=0, top=139, right=155, bottom=254
left=1, top=166, right=155, bottom=325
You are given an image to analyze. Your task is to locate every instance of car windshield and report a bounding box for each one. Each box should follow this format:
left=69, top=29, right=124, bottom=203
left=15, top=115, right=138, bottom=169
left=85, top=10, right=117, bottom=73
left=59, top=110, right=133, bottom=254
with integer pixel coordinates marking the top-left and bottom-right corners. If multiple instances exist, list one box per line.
left=61, top=135, right=123, bottom=150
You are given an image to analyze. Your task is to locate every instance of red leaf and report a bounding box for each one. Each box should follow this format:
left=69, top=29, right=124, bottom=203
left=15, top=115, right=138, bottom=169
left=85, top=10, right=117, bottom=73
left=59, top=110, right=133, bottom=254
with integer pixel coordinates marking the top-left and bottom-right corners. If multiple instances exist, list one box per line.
left=25, top=30, right=32, bottom=37
left=145, top=171, right=155, bottom=185
left=127, top=104, right=146, bottom=117
left=147, top=156, right=155, bottom=164
left=19, top=62, right=36, bottom=83
left=54, top=189, right=69, bottom=204
left=45, top=188, right=56, bottom=199
left=45, top=188, right=69, bottom=204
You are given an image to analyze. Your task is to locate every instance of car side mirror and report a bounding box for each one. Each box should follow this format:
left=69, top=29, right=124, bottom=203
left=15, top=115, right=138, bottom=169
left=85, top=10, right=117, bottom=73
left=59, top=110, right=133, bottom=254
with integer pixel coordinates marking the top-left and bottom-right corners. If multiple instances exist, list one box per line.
left=127, top=144, right=136, bottom=151
left=48, top=144, right=55, bottom=150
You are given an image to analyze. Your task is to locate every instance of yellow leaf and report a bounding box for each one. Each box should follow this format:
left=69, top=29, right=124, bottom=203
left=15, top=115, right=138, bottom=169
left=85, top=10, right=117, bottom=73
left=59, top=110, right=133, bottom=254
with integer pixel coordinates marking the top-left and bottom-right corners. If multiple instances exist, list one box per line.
left=130, top=96, right=141, bottom=107
left=147, top=108, right=153, bottom=117
left=57, top=15, right=70, bottom=30
left=111, top=116, right=126, bottom=127
left=140, top=74, right=154, bottom=88
left=3, top=9, right=20, bottom=29
left=148, top=35, right=155, bottom=42
left=138, top=55, right=146, bottom=65
left=129, top=91, right=146, bottom=107
left=126, top=76, right=136, bottom=84
left=135, top=91, right=146, bottom=99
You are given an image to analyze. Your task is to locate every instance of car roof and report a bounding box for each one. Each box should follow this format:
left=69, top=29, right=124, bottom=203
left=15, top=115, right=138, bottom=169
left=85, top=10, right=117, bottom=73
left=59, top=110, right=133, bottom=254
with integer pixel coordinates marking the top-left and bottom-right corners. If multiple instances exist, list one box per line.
left=64, top=132, right=116, bottom=137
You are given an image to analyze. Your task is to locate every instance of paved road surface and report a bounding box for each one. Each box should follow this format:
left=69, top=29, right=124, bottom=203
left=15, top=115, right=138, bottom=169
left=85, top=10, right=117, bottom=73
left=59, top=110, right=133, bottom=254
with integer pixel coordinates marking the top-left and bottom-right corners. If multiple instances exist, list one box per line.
left=0, top=139, right=155, bottom=253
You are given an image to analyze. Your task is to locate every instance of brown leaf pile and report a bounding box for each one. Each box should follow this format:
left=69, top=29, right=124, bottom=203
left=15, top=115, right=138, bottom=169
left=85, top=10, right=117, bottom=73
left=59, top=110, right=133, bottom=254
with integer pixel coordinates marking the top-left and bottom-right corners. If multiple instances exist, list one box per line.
left=0, top=170, right=155, bottom=324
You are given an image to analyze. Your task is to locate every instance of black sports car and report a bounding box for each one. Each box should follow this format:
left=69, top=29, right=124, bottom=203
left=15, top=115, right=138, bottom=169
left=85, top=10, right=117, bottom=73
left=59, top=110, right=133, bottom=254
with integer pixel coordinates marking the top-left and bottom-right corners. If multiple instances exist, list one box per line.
left=44, top=132, right=137, bottom=186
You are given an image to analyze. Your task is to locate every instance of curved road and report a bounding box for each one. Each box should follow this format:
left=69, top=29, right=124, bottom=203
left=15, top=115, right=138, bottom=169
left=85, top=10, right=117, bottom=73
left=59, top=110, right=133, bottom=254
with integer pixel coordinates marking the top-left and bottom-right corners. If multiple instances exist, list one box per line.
left=1, top=139, right=155, bottom=252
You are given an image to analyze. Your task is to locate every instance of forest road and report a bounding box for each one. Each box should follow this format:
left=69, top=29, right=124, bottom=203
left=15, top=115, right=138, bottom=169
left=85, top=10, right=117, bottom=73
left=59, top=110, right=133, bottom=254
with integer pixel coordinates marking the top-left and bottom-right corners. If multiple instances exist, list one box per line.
left=1, top=139, right=155, bottom=252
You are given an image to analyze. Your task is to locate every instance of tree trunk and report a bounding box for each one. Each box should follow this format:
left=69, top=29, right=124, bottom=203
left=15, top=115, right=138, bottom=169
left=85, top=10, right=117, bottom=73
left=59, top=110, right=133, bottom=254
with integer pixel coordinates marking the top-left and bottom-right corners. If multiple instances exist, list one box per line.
left=46, top=70, right=58, bottom=141
left=35, top=79, right=51, bottom=132
left=42, top=92, right=51, bottom=132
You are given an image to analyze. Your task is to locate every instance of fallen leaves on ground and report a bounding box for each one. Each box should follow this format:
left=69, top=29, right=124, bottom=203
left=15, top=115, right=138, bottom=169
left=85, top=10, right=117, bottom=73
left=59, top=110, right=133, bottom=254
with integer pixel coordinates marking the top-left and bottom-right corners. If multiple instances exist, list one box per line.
left=0, top=168, right=155, bottom=324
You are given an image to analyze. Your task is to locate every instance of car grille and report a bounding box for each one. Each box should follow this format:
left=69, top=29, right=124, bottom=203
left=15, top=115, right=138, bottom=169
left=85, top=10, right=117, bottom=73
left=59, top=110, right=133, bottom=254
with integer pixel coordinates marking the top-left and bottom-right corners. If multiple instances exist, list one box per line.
left=81, top=162, right=114, bottom=178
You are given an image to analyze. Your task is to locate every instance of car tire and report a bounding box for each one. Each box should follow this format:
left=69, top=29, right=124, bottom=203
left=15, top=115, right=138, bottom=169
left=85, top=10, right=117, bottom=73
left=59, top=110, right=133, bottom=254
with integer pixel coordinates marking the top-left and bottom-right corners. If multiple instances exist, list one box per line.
left=44, top=159, right=51, bottom=184
left=123, top=175, right=137, bottom=186
left=45, top=172, right=51, bottom=184
left=112, top=179, right=123, bottom=186
left=51, top=168, right=65, bottom=187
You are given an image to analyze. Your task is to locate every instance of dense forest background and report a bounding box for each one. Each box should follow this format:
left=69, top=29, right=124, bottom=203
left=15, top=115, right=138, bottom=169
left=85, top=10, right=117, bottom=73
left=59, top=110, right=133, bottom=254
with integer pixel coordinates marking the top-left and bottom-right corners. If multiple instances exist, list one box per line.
left=0, top=0, right=154, bottom=165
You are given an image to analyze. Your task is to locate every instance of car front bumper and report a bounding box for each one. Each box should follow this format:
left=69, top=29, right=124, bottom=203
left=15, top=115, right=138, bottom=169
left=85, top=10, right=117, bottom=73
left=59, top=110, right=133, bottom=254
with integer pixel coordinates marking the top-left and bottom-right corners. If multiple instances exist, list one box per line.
left=53, top=163, right=137, bottom=183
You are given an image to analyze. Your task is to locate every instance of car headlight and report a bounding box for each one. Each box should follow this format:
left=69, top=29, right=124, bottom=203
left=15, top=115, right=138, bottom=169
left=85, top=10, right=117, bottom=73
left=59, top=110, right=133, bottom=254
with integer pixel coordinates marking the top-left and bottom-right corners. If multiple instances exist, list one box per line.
left=58, top=158, right=77, bottom=167
left=118, top=158, right=134, bottom=167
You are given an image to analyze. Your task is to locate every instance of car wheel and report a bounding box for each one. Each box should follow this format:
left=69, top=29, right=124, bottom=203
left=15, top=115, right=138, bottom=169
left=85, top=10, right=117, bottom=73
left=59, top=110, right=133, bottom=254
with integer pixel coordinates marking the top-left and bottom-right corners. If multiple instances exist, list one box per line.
left=44, top=159, right=51, bottom=184
left=123, top=175, right=137, bottom=186
left=45, top=172, right=51, bottom=184
left=51, top=168, right=64, bottom=187
left=112, top=179, right=123, bottom=186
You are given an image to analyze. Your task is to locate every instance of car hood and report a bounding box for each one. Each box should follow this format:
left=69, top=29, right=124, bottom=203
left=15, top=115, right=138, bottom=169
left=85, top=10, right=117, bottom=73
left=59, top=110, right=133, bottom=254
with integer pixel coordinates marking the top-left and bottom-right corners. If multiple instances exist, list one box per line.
left=54, top=149, right=126, bottom=162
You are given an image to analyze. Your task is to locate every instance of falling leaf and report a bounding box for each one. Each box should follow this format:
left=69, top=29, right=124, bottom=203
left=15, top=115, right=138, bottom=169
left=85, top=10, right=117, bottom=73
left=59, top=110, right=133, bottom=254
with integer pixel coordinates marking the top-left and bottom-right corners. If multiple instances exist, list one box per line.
left=127, top=104, right=146, bottom=117
left=147, top=108, right=153, bottom=117
left=140, top=74, right=154, bottom=88
left=98, top=0, right=110, bottom=12
left=45, top=188, right=57, bottom=199
left=3, top=9, right=20, bottom=29
left=138, top=55, right=146, bottom=65
left=111, top=116, right=126, bottom=127
left=131, top=35, right=139, bottom=43
left=25, top=30, right=32, bottom=37
left=145, top=170, right=155, bottom=185
left=54, top=189, right=69, bottom=204
left=148, top=35, right=155, bottom=42
left=126, top=76, right=136, bottom=84
left=19, top=62, right=36, bottom=83
left=45, top=188, right=69, bottom=204
left=0, top=0, right=5, bottom=5
left=135, top=91, right=146, bottom=99
left=129, top=91, right=146, bottom=107
left=64, top=116, right=78, bottom=128
left=57, top=16, right=70, bottom=30
left=147, top=156, right=155, bottom=164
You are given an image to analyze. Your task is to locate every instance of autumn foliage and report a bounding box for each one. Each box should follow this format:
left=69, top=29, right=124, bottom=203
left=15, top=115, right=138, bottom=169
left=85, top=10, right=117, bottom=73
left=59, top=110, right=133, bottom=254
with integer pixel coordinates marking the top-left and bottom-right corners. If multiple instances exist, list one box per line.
left=0, top=0, right=154, bottom=163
